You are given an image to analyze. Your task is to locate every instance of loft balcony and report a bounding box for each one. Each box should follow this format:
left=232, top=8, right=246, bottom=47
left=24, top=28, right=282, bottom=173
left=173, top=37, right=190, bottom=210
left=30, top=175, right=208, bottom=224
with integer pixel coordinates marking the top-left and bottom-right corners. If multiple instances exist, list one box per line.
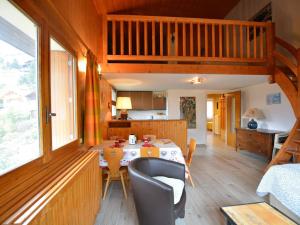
left=102, top=15, right=274, bottom=74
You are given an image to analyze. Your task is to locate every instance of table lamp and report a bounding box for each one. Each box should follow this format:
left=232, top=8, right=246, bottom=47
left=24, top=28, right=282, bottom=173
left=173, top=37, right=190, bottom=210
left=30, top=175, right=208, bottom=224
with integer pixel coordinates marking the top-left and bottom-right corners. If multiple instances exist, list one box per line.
left=116, top=97, right=132, bottom=120
left=243, top=108, right=265, bottom=129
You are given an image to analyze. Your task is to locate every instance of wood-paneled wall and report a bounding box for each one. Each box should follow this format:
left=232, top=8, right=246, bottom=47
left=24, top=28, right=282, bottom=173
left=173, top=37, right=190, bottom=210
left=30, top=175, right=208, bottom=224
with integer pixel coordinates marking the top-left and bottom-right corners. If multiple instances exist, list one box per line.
left=107, top=120, right=188, bottom=155
left=0, top=150, right=101, bottom=225
left=100, top=78, right=112, bottom=140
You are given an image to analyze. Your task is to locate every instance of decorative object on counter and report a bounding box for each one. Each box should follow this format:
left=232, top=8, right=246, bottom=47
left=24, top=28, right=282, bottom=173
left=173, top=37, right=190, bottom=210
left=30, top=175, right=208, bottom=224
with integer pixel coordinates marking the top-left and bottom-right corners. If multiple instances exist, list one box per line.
left=243, top=108, right=265, bottom=129
left=267, top=92, right=281, bottom=105
left=116, top=97, right=132, bottom=120
left=128, top=134, right=137, bottom=145
left=180, top=97, right=196, bottom=129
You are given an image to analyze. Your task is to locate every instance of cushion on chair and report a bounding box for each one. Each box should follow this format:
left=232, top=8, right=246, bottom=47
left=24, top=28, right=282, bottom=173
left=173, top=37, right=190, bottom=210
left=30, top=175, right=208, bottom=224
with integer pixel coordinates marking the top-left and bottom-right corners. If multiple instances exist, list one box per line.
left=153, top=176, right=184, bottom=204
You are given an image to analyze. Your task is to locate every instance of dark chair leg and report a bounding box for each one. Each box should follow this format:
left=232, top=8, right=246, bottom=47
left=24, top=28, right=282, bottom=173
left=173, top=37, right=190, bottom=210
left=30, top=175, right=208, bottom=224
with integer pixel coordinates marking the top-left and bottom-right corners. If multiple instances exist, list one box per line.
left=178, top=209, right=185, bottom=218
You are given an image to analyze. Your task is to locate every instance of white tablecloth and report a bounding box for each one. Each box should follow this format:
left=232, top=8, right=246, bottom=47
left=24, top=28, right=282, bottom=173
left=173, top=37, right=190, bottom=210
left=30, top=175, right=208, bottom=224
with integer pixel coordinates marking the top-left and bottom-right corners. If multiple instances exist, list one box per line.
left=256, top=163, right=300, bottom=217
left=90, top=139, right=188, bottom=177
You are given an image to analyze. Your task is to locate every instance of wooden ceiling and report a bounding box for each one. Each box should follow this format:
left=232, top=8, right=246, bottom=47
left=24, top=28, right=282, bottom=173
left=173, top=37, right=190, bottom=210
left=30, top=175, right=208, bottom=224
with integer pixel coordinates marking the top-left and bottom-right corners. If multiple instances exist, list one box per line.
left=93, top=0, right=240, bottom=19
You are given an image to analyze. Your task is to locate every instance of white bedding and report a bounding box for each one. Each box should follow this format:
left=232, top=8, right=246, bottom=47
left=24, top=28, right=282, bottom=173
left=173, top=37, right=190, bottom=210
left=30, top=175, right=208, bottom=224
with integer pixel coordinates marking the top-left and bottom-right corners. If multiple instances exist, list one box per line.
left=256, top=163, right=300, bottom=217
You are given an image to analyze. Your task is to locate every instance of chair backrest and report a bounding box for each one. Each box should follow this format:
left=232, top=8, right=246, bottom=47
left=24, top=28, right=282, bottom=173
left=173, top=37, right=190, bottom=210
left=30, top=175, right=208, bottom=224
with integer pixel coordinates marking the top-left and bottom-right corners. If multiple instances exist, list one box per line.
left=186, top=138, right=197, bottom=167
left=103, top=147, right=124, bottom=178
left=140, top=147, right=160, bottom=158
left=143, top=134, right=157, bottom=141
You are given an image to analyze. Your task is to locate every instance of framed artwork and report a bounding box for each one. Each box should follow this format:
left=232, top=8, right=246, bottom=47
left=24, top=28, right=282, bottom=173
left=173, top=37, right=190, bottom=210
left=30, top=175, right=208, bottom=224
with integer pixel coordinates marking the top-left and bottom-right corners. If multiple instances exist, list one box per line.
left=180, top=97, right=196, bottom=129
left=267, top=93, right=281, bottom=105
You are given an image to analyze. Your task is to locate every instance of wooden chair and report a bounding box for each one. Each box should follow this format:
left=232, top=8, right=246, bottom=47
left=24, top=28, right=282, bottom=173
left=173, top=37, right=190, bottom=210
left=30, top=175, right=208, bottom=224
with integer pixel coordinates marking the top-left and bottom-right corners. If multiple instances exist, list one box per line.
left=140, top=147, right=160, bottom=158
left=143, top=134, right=157, bottom=141
left=103, top=147, right=127, bottom=200
left=186, top=138, right=197, bottom=187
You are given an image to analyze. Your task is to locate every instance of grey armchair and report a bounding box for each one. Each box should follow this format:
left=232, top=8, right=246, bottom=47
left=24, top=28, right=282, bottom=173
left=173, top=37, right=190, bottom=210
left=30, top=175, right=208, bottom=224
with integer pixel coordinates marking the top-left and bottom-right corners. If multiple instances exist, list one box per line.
left=128, top=158, right=186, bottom=225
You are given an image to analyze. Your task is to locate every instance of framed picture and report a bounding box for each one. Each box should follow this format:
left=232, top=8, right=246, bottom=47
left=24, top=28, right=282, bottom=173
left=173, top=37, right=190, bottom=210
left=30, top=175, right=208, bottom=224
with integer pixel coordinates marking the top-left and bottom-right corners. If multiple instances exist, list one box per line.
left=267, top=93, right=281, bottom=105
left=180, top=97, right=196, bottom=129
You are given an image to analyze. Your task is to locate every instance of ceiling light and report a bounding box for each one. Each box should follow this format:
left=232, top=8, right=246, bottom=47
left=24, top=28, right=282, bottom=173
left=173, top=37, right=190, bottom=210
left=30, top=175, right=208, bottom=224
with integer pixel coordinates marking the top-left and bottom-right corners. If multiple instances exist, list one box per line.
left=191, top=77, right=206, bottom=85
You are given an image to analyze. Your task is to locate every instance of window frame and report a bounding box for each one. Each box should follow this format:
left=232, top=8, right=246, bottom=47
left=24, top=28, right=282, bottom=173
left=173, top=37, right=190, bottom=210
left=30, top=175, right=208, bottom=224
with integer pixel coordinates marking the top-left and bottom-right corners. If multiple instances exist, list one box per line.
left=0, top=0, right=82, bottom=176
left=49, top=36, right=78, bottom=151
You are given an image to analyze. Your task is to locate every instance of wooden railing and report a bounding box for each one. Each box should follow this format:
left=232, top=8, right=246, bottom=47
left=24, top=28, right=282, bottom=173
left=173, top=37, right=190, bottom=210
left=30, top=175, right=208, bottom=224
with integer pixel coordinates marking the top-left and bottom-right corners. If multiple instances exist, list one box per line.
left=103, top=15, right=274, bottom=65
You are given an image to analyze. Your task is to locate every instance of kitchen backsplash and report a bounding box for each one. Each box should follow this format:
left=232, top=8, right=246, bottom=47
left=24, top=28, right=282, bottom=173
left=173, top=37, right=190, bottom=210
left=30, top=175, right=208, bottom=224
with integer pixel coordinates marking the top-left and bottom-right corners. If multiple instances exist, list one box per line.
left=117, top=110, right=167, bottom=120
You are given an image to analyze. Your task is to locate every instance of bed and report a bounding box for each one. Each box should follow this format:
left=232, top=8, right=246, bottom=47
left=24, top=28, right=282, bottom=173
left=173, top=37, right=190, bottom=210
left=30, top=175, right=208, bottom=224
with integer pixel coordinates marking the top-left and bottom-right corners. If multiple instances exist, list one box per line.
left=257, top=163, right=300, bottom=223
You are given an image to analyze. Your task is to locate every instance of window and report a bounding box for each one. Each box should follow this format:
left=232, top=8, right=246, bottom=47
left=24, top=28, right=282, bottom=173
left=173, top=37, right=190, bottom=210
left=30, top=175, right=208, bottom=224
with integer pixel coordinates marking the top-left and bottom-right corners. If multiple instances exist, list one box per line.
left=207, top=100, right=213, bottom=119
left=0, top=0, right=40, bottom=175
left=50, top=38, right=77, bottom=150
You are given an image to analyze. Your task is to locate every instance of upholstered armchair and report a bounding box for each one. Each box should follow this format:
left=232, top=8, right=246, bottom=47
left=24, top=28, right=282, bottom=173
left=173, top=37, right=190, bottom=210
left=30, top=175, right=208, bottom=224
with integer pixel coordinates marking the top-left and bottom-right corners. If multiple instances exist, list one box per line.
left=128, top=158, right=186, bottom=225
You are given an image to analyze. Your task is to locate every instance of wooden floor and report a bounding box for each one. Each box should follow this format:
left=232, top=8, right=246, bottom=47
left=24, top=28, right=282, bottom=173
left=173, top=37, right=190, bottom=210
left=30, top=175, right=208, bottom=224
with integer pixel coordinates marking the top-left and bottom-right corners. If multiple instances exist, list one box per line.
left=95, top=132, right=267, bottom=225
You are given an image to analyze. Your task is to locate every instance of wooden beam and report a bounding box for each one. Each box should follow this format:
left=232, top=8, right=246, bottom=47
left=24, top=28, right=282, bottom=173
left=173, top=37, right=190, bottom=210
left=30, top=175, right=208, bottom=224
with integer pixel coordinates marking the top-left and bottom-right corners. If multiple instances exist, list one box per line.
left=102, top=63, right=269, bottom=75
left=0, top=17, right=35, bottom=57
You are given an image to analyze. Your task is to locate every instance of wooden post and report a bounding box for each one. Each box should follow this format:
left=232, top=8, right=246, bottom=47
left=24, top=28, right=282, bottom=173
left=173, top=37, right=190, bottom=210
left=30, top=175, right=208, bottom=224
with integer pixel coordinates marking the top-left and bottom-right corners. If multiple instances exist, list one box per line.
left=136, top=21, right=140, bottom=56
left=219, top=24, right=222, bottom=58
left=197, top=23, right=201, bottom=57
left=144, top=21, right=148, bottom=56
left=112, top=20, right=116, bottom=55
left=103, top=16, right=108, bottom=63
left=120, top=21, right=124, bottom=55
left=266, top=22, right=275, bottom=82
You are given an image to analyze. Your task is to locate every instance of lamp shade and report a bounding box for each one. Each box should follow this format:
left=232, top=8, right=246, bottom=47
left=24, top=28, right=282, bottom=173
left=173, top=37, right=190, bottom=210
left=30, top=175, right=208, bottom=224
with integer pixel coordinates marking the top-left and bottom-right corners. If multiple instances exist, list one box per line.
left=243, top=108, right=265, bottom=120
left=116, top=97, right=132, bottom=110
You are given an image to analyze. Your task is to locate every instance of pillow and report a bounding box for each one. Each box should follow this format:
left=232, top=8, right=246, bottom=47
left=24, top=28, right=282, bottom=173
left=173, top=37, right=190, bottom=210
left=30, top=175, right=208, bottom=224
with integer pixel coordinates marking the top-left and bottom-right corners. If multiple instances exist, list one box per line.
left=153, top=176, right=184, bottom=204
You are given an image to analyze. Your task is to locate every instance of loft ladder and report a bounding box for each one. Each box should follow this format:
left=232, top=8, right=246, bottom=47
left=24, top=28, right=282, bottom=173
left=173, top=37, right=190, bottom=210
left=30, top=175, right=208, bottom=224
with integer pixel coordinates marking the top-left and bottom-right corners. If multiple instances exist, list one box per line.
left=266, top=37, right=300, bottom=170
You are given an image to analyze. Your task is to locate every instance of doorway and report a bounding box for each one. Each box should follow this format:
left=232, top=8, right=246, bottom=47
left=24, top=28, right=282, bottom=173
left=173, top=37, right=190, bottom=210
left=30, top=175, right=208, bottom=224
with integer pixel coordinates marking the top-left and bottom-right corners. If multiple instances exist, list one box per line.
left=206, top=92, right=241, bottom=149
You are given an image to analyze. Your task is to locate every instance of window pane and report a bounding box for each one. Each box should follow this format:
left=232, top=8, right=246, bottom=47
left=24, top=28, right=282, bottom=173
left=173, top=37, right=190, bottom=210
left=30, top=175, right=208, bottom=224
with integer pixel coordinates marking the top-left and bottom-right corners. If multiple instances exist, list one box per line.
left=0, top=1, right=40, bottom=175
left=50, top=38, right=77, bottom=150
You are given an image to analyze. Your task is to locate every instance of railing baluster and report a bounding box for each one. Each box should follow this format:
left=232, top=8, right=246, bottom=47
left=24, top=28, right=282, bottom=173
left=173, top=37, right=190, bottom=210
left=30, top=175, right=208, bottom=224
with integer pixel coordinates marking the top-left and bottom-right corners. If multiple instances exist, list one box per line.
left=175, top=22, right=178, bottom=56
left=167, top=22, right=171, bottom=56
left=160, top=21, right=163, bottom=56
left=254, top=25, right=257, bottom=58
left=112, top=20, right=116, bottom=55
left=240, top=24, right=243, bottom=58
left=129, top=21, right=132, bottom=55
left=226, top=24, right=229, bottom=57
left=205, top=23, right=208, bottom=57
left=247, top=25, right=250, bottom=58
left=183, top=23, right=186, bottom=56
left=190, top=23, right=193, bottom=57
left=260, top=26, right=264, bottom=59
left=152, top=21, right=155, bottom=56
left=219, top=24, right=222, bottom=58
left=136, top=21, right=140, bottom=56
left=212, top=24, right=215, bottom=57
left=197, top=23, right=201, bottom=57
left=144, top=21, right=148, bottom=56
left=120, top=21, right=124, bottom=55
left=233, top=25, right=237, bottom=58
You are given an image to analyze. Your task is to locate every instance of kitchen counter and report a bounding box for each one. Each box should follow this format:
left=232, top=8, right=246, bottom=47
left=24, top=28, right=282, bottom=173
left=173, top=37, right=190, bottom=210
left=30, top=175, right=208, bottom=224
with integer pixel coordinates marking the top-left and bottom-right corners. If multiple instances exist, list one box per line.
left=106, top=119, right=188, bottom=155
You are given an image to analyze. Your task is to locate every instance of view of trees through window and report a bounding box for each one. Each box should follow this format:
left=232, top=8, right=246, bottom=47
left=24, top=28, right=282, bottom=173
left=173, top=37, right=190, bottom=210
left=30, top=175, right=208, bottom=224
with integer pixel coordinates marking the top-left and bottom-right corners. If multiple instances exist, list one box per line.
left=0, top=1, right=40, bottom=175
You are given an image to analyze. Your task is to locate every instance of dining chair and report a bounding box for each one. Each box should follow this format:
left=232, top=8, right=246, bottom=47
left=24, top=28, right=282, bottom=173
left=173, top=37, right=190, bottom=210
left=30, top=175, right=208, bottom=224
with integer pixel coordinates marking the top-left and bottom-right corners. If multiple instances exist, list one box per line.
left=102, top=147, right=127, bottom=200
left=143, top=134, right=157, bottom=141
left=186, top=138, right=197, bottom=187
left=140, top=147, right=160, bottom=158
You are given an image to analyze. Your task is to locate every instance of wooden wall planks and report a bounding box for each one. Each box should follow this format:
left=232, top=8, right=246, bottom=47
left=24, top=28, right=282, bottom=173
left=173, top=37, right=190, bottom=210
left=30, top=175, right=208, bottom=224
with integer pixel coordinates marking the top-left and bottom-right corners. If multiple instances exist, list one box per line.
left=107, top=120, right=188, bottom=155
left=0, top=150, right=101, bottom=225
left=100, top=78, right=113, bottom=140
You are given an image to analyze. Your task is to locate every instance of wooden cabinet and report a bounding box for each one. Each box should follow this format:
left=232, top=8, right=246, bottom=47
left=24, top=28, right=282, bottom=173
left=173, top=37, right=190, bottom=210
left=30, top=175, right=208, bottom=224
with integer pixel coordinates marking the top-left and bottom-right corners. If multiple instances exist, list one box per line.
left=236, top=128, right=279, bottom=160
left=153, top=96, right=166, bottom=110
left=117, top=91, right=166, bottom=110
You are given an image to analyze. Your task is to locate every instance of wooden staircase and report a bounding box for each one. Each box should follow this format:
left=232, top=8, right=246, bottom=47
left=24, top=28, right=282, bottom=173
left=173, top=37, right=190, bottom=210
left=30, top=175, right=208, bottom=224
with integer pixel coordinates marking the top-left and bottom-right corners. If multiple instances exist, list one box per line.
left=266, top=37, right=300, bottom=170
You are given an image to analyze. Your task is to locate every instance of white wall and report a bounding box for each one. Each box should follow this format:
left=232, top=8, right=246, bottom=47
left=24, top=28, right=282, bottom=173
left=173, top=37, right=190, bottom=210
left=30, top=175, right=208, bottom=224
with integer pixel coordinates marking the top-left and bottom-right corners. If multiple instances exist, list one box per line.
left=241, top=82, right=296, bottom=131
left=226, top=0, right=300, bottom=47
left=167, top=89, right=207, bottom=144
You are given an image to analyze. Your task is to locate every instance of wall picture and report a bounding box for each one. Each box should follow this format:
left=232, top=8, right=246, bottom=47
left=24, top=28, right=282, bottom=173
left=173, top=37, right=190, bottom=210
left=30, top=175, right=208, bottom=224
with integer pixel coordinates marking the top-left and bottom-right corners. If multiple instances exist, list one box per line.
left=180, top=97, right=196, bottom=129
left=267, top=92, right=281, bottom=105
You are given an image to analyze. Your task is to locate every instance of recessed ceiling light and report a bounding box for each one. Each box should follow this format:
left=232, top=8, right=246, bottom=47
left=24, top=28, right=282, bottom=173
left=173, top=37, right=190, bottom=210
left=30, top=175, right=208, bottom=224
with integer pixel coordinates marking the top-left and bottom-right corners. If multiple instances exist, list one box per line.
left=190, top=77, right=206, bottom=85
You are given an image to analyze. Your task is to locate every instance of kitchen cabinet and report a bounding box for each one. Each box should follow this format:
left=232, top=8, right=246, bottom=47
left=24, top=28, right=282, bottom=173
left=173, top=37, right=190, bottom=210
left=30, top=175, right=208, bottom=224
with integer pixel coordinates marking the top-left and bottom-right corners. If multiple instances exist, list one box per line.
left=117, top=91, right=165, bottom=110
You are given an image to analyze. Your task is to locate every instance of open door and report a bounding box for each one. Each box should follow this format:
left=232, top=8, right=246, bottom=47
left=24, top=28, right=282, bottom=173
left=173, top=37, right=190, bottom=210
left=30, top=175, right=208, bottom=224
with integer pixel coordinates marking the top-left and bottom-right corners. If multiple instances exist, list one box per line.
left=226, top=91, right=241, bottom=148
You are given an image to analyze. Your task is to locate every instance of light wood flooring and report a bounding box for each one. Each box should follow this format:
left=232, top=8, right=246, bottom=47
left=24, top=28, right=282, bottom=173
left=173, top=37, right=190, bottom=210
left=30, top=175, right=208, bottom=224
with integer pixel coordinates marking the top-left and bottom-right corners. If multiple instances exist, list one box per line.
left=95, top=133, right=267, bottom=225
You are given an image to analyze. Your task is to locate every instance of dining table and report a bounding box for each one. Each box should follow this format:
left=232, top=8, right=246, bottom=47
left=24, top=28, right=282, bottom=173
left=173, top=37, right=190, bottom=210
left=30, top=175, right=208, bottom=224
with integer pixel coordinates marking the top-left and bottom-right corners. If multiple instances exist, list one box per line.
left=90, top=139, right=189, bottom=178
